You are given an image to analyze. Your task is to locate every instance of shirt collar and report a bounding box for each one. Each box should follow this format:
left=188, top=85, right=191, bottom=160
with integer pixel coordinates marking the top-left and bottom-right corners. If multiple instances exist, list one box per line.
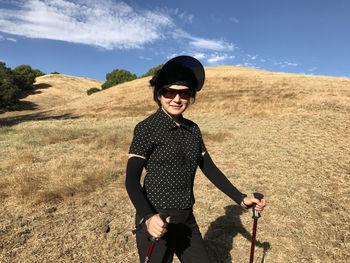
left=156, top=108, right=192, bottom=132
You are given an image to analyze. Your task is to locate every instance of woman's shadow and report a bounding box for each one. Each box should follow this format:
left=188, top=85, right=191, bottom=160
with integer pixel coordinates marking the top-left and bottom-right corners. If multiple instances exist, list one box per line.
left=203, top=205, right=270, bottom=263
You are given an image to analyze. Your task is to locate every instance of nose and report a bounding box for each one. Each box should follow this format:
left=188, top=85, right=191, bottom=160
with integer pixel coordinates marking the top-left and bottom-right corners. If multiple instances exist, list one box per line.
left=173, top=93, right=181, bottom=102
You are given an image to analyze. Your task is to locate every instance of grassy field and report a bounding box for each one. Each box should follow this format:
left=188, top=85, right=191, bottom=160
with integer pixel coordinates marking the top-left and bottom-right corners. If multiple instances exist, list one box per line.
left=0, top=67, right=349, bottom=262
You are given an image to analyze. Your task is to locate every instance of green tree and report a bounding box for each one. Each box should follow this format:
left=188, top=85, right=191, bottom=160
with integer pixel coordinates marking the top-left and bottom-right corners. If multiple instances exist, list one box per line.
left=141, top=64, right=163, bottom=78
left=0, top=62, right=21, bottom=108
left=13, top=65, right=36, bottom=90
left=101, top=69, right=137, bottom=90
left=0, top=63, right=44, bottom=109
left=33, top=69, right=45, bottom=77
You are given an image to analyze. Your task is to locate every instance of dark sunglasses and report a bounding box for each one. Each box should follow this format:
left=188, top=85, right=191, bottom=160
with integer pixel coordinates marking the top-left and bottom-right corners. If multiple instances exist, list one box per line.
left=161, top=87, right=192, bottom=100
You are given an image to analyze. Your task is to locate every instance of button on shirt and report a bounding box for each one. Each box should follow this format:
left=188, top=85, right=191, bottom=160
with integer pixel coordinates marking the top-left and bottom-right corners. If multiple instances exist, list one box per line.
left=129, top=108, right=206, bottom=210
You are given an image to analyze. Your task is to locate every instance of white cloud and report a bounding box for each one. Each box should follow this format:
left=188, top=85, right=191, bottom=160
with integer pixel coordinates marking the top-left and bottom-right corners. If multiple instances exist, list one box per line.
left=0, top=0, right=173, bottom=49
left=275, top=61, right=298, bottom=68
left=207, top=55, right=227, bottom=63
left=190, top=38, right=234, bottom=51
left=139, top=55, right=152, bottom=61
left=193, top=53, right=206, bottom=59
left=247, top=54, right=257, bottom=60
left=206, top=54, right=235, bottom=64
left=307, top=67, right=317, bottom=72
left=173, top=29, right=235, bottom=52
left=0, top=0, right=237, bottom=54
left=0, top=34, right=16, bottom=42
left=229, top=17, right=240, bottom=24
left=174, top=9, right=194, bottom=24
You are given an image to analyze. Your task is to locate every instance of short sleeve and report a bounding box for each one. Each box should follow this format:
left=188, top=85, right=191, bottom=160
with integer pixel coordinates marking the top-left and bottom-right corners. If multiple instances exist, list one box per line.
left=129, top=123, right=153, bottom=158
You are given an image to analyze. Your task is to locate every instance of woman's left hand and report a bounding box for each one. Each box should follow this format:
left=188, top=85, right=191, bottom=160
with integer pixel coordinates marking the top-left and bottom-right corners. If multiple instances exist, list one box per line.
left=242, top=195, right=266, bottom=213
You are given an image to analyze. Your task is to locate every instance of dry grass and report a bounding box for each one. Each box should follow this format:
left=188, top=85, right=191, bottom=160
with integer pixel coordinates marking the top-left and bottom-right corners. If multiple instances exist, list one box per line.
left=0, top=67, right=349, bottom=262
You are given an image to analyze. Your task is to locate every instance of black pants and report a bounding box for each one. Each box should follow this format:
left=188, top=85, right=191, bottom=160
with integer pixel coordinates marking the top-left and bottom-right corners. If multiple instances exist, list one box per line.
left=135, top=210, right=210, bottom=263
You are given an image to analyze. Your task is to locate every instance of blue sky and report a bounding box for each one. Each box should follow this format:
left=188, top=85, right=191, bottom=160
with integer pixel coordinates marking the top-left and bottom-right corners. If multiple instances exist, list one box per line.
left=0, top=0, right=349, bottom=81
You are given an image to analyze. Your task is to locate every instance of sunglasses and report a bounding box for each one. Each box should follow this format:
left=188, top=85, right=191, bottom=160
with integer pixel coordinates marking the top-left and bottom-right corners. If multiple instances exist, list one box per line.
left=161, top=87, right=192, bottom=100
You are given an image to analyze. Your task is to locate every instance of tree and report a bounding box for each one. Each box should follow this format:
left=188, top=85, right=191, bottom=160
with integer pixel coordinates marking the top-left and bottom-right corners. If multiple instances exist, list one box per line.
left=0, top=62, right=21, bottom=108
left=101, top=69, right=137, bottom=90
left=33, top=69, right=45, bottom=77
left=142, top=64, right=163, bottom=78
left=0, top=63, right=44, bottom=109
left=13, top=65, right=37, bottom=90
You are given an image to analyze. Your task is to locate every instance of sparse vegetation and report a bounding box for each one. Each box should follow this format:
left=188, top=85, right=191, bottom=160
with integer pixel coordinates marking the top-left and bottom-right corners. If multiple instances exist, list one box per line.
left=0, top=66, right=349, bottom=262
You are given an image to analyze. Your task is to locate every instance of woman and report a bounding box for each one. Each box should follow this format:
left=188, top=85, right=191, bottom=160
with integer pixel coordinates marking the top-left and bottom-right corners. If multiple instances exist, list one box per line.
left=125, top=55, right=266, bottom=263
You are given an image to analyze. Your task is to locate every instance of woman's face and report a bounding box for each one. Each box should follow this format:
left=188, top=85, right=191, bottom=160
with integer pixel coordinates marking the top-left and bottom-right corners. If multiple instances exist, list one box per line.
left=158, top=85, right=191, bottom=119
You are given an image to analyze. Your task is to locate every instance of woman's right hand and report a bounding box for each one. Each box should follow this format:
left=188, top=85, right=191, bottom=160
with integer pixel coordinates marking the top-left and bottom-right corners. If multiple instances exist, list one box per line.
left=145, top=214, right=171, bottom=239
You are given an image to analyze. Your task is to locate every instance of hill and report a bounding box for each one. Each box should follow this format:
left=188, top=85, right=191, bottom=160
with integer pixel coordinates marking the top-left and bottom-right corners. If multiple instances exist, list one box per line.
left=0, top=67, right=349, bottom=262
left=3, top=66, right=350, bottom=119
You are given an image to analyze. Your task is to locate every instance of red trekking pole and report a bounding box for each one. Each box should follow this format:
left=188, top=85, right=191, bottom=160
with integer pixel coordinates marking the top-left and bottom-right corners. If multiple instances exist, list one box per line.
left=144, top=236, right=158, bottom=263
left=249, top=192, right=264, bottom=263
left=144, top=214, right=168, bottom=263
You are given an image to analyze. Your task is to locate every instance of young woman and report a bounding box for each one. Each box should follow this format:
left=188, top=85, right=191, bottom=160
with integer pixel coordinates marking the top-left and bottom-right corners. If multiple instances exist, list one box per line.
left=125, top=56, right=266, bottom=263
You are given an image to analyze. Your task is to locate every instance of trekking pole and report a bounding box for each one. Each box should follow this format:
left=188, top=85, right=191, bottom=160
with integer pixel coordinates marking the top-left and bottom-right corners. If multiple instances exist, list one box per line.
left=144, top=214, right=168, bottom=263
left=249, top=192, right=264, bottom=263
left=144, top=236, right=157, bottom=263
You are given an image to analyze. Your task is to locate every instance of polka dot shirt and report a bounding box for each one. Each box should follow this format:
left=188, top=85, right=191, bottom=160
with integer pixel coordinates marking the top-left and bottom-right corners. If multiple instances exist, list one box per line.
left=129, top=108, right=206, bottom=210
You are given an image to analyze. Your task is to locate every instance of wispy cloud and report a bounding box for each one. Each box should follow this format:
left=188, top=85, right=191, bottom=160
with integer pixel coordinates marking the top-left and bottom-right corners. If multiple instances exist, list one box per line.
left=0, top=0, right=236, bottom=53
left=173, top=29, right=235, bottom=52
left=190, top=38, right=234, bottom=51
left=207, top=55, right=227, bottom=63
left=173, top=8, right=194, bottom=24
left=193, top=53, right=206, bottom=60
left=0, top=0, right=173, bottom=50
left=229, top=17, right=240, bottom=24
left=0, top=34, right=16, bottom=42
left=307, top=67, right=317, bottom=72
left=274, top=61, right=298, bottom=68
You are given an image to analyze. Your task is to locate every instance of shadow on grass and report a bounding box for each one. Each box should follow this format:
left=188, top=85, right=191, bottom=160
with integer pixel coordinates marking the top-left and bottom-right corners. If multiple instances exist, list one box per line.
left=0, top=111, right=79, bottom=126
left=0, top=83, right=53, bottom=113
left=204, top=205, right=271, bottom=263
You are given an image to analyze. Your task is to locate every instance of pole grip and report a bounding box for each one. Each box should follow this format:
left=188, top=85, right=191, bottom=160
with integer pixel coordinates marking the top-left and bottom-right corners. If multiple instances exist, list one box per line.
left=159, top=213, right=168, bottom=223
left=149, top=213, right=168, bottom=242
left=252, top=192, right=264, bottom=219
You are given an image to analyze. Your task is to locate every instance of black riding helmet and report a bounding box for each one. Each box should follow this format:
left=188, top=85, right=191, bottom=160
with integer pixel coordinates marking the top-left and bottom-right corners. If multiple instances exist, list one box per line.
left=154, top=55, right=205, bottom=91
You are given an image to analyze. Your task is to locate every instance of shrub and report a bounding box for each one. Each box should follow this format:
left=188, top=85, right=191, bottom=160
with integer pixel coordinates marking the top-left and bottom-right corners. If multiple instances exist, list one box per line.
left=87, top=87, right=100, bottom=96
left=141, top=64, right=163, bottom=78
left=101, top=69, right=137, bottom=90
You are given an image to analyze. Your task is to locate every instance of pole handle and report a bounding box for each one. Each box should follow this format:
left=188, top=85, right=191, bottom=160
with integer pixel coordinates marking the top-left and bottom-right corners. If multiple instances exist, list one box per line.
left=252, top=192, right=264, bottom=219
left=160, top=213, right=168, bottom=223
left=149, top=213, right=168, bottom=242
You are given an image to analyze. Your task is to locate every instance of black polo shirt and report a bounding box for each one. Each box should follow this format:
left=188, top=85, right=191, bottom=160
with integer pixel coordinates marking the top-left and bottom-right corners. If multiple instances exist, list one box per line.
left=129, top=108, right=206, bottom=210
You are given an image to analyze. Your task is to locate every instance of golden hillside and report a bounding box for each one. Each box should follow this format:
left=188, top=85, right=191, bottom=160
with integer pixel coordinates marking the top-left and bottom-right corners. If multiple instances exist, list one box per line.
left=3, top=66, right=350, bottom=118
left=0, top=67, right=349, bottom=262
